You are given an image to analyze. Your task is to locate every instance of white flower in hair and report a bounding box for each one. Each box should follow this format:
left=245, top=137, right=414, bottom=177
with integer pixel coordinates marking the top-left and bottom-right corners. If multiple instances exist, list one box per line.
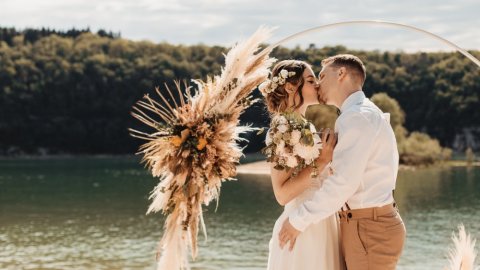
left=258, top=69, right=296, bottom=96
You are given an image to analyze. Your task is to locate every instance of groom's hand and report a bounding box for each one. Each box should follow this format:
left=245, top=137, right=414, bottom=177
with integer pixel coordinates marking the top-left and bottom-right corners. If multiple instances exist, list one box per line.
left=278, top=218, right=300, bottom=251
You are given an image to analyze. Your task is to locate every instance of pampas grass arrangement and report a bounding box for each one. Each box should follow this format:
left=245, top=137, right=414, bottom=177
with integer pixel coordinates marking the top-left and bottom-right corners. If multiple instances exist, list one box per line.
left=130, top=27, right=276, bottom=270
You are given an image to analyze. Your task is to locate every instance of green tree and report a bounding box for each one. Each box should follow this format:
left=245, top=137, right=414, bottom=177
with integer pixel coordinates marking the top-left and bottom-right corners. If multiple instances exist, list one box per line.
left=372, top=93, right=451, bottom=165
left=401, top=132, right=443, bottom=165
left=0, top=27, right=478, bottom=157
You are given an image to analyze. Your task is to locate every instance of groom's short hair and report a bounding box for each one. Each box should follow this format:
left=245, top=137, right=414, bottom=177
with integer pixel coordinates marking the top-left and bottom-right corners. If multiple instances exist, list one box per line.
left=322, top=54, right=366, bottom=85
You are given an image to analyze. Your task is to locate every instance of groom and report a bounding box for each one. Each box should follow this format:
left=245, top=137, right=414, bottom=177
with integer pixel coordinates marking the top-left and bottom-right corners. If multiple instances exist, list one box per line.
left=278, top=54, right=406, bottom=270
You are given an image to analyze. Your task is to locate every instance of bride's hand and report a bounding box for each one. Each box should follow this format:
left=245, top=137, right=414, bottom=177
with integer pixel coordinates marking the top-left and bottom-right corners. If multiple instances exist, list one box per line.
left=317, top=128, right=337, bottom=166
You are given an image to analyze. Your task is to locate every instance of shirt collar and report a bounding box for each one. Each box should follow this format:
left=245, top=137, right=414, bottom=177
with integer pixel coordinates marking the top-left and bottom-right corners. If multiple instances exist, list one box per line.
left=340, top=91, right=365, bottom=113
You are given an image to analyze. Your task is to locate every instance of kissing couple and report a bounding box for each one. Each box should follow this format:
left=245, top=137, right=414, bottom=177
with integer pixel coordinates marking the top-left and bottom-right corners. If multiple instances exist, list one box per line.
left=261, top=54, right=406, bottom=270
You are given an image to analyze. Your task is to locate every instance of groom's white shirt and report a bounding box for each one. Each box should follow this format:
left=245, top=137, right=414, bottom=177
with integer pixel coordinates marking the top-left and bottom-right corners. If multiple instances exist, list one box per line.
left=289, top=91, right=399, bottom=231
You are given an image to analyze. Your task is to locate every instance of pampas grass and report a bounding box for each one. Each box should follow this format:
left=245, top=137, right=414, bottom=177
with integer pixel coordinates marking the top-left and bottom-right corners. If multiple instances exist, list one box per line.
left=445, top=225, right=478, bottom=270
left=130, top=26, right=276, bottom=270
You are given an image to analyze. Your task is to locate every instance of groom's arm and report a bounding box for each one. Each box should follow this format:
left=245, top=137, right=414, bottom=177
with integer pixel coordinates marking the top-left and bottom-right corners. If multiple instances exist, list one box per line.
left=288, top=111, right=376, bottom=231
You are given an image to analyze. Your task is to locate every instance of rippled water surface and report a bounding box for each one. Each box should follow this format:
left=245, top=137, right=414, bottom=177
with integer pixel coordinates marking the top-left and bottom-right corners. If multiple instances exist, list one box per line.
left=1, top=158, right=479, bottom=269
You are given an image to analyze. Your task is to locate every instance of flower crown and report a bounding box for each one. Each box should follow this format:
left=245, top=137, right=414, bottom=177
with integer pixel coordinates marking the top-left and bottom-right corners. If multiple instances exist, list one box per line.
left=258, top=69, right=296, bottom=96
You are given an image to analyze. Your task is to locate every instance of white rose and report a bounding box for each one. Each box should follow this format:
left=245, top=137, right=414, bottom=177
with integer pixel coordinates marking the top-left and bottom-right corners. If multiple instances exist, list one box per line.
left=280, top=69, right=288, bottom=78
left=286, top=155, right=298, bottom=168
left=290, top=130, right=301, bottom=144
left=277, top=124, right=288, bottom=133
left=275, top=140, right=285, bottom=155
left=272, top=76, right=279, bottom=83
left=278, top=116, right=288, bottom=125
left=294, top=144, right=319, bottom=163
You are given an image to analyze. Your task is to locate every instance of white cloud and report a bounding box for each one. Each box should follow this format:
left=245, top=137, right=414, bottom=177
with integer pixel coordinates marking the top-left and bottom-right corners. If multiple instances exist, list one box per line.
left=0, top=0, right=478, bottom=51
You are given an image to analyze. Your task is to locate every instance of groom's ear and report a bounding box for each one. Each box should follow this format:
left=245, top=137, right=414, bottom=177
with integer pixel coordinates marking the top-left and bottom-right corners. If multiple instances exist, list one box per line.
left=337, top=67, right=347, bottom=81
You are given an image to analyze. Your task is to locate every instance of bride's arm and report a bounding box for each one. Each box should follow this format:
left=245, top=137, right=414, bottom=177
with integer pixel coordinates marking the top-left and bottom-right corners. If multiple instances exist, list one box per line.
left=270, top=130, right=337, bottom=206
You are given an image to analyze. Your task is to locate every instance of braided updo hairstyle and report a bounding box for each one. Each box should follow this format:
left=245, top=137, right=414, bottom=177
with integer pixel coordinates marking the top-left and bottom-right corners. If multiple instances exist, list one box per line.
left=264, top=60, right=310, bottom=114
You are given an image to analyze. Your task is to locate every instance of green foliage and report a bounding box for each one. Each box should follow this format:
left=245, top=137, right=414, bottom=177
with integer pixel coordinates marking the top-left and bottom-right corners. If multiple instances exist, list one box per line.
left=371, top=92, right=452, bottom=165
left=0, top=28, right=229, bottom=155
left=370, top=93, right=405, bottom=128
left=401, top=132, right=443, bottom=165
left=0, top=27, right=478, bottom=159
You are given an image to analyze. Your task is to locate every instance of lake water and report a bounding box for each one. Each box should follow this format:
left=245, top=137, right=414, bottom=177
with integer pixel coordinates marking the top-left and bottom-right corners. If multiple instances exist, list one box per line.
left=1, top=157, right=479, bottom=269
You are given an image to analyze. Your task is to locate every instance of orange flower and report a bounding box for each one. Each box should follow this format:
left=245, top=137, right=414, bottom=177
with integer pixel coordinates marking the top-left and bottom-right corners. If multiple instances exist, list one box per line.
left=170, top=136, right=183, bottom=147
left=170, top=129, right=191, bottom=147
left=196, top=137, right=208, bottom=151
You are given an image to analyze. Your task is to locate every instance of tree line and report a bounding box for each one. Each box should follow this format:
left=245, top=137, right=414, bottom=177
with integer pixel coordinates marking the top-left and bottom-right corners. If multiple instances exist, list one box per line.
left=0, top=27, right=478, bottom=164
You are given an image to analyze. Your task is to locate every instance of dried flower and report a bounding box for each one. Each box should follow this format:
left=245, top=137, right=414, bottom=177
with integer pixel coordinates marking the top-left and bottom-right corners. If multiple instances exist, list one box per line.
left=129, top=26, right=277, bottom=269
left=171, top=136, right=183, bottom=147
left=196, top=137, right=208, bottom=151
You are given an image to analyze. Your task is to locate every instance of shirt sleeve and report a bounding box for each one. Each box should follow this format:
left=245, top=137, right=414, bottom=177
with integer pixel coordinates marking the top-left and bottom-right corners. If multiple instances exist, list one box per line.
left=289, top=111, right=377, bottom=231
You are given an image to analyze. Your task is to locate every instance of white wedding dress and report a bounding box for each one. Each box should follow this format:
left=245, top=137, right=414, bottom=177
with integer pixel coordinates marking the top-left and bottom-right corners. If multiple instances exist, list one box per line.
left=267, top=169, right=345, bottom=270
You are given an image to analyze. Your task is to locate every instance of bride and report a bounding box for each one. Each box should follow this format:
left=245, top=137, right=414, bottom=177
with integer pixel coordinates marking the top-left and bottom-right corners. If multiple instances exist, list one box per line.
left=261, top=60, right=344, bottom=270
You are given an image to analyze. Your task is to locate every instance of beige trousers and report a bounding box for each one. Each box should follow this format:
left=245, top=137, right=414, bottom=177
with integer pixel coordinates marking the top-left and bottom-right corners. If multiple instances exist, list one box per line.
left=338, top=203, right=406, bottom=270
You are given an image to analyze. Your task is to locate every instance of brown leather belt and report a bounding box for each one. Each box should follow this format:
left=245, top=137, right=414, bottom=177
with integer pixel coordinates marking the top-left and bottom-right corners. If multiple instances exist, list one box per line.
left=338, top=202, right=397, bottom=221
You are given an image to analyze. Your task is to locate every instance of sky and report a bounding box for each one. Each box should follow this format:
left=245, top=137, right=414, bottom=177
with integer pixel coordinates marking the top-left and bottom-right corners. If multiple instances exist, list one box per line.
left=1, top=0, right=480, bottom=52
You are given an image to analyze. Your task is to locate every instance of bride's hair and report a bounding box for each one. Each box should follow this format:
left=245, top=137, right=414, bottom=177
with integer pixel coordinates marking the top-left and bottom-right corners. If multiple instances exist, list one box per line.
left=264, top=60, right=309, bottom=114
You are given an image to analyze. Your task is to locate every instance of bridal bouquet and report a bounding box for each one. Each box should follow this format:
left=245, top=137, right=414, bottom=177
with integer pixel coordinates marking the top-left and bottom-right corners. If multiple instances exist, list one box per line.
left=262, top=111, right=322, bottom=178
